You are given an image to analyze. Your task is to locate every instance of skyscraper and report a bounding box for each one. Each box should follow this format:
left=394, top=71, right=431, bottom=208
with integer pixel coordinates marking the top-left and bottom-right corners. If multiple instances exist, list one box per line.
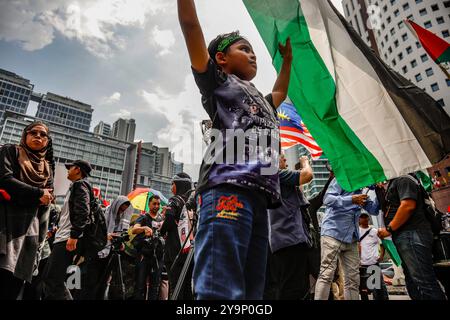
left=94, top=121, right=111, bottom=136
left=112, top=118, right=136, bottom=142
left=0, top=68, right=33, bottom=119
left=35, top=92, right=93, bottom=131
left=342, top=0, right=450, bottom=114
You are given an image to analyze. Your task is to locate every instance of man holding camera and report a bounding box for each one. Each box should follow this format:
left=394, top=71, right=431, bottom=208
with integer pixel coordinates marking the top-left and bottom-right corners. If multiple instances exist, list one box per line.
left=131, top=195, right=164, bottom=300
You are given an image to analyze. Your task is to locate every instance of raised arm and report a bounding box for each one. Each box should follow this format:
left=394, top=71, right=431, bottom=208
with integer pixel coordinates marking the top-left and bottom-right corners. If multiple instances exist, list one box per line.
left=298, top=156, right=313, bottom=186
left=178, top=0, right=210, bottom=73
left=271, top=38, right=293, bottom=108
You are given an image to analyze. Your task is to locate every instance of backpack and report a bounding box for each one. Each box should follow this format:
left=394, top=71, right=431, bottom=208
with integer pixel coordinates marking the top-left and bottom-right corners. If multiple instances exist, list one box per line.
left=82, top=184, right=108, bottom=255
left=174, top=195, right=192, bottom=254
left=403, top=175, right=443, bottom=235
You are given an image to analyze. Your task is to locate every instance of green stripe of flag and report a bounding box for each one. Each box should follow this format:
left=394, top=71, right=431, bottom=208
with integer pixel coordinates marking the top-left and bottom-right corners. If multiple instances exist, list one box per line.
left=436, top=47, right=450, bottom=64
left=243, top=0, right=385, bottom=190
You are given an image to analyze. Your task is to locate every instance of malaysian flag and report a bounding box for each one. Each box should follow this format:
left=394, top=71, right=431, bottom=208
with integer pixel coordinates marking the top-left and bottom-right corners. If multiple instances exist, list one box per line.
left=278, top=102, right=323, bottom=159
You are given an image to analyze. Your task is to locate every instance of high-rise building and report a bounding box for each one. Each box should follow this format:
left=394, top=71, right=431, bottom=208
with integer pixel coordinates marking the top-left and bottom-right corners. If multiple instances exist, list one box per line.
left=134, top=142, right=185, bottom=198
left=0, top=111, right=136, bottom=203
left=112, top=118, right=136, bottom=143
left=94, top=121, right=111, bottom=136
left=35, top=92, right=93, bottom=131
left=342, top=0, right=450, bottom=114
left=0, top=69, right=33, bottom=119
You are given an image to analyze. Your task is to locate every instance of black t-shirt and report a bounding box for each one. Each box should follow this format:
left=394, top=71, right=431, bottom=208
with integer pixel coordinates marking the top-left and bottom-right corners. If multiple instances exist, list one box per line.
left=384, top=176, right=431, bottom=234
left=134, top=212, right=160, bottom=229
left=192, top=59, right=281, bottom=208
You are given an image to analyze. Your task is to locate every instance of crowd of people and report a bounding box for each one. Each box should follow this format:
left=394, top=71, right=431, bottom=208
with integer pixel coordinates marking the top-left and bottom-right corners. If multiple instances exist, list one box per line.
left=0, top=0, right=448, bottom=301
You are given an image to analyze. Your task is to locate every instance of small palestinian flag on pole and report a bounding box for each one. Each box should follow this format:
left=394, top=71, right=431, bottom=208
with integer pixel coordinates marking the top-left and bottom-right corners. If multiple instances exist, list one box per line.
left=243, top=0, right=450, bottom=191
left=405, top=19, right=450, bottom=79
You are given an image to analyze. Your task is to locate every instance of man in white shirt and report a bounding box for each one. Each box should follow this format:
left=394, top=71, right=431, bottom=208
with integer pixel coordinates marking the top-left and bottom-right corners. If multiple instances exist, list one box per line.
left=359, top=212, right=389, bottom=300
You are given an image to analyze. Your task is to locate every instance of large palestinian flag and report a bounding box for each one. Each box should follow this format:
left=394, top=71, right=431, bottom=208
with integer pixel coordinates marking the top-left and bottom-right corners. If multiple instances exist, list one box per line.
left=243, top=0, right=450, bottom=191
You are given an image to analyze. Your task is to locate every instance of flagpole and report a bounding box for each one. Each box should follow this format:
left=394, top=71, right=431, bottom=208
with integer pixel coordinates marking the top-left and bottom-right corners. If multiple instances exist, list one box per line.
left=438, top=64, right=450, bottom=80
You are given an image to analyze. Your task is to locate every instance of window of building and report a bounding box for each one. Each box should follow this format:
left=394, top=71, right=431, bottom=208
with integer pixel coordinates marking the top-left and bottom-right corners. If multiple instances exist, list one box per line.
left=394, top=40, right=399, bottom=47
left=431, top=83, right=439, bottom=92
left=402, top=3, right=409, bottom=10
left=390, top=28, right=396, bottom=35
left=445, top=1, right=450, bottom=8
left=392, top=59, right=397, bottom=66
left=411, top=59, right=417, bottom=68
left=431, top=4, right=439, bottom=11
left=425, top=67, right=434, bottom=76
left=446, top=79, right=450, bottom=87
left=383, top=5, right=388, bottom=12
left=437, top=17, right=445, bottom=24
left=398, top=52, right=404, bottom=60
left=402, top=33, right=408, bottom=41
left=398, top=21, right=404, bottom=29
left=385, top=34, right=389, bottom=42
left=387, top=16, right=392, bottom=24
left=402, top=66, right=408, bottom=74
left=419, top=8, right=427, bottom=16
left=424, top=21, right=432, bottom=28
left=421, top=54, right=429, bottom=62
left=439, top=99, right=447, bottom=107
left=394, top=9, right=400, bottom=17
left=415, top=73, right=422, bottom=82
left=388, top=46, right=393, bottom=53
left=384, top=53, right=388, bottom=59
left=443, top=30, right=450, bottom=38
left=415, top=0, right=423, bottom=3
left=390, top=0, right=396, bottom=4
left=416, top=41, right=422, bottom=48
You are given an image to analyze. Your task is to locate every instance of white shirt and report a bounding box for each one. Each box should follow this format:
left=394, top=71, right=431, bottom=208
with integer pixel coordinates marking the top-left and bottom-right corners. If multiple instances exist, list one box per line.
left=54, top=190, right=72, bottom=244
left=359, top=226, right=381, bottom=266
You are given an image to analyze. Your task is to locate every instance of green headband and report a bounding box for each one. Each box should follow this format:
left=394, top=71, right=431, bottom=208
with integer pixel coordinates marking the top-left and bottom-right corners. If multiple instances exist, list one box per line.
left=217, top=35, right=243, bottom=52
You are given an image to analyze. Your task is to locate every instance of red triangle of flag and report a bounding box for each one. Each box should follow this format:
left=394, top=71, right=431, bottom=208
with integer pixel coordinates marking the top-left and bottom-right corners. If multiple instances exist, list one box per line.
left=406, top=20, right=449, bottom=62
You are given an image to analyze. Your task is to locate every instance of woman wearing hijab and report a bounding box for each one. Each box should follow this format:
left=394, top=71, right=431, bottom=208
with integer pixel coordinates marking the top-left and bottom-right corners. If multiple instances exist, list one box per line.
left=0, top=121, right=55, bottom=300
left=80, top=195, right=132, bottom=299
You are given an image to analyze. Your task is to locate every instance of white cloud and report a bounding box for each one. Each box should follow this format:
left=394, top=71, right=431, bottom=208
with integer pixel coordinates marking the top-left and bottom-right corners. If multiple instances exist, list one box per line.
left=101, top=92, right=121, bottom=104
left=151, top=26, right=176, bottom=56
left=0, top=0, right=173, bottom=58
left=112, top=108, right=132, bottom=119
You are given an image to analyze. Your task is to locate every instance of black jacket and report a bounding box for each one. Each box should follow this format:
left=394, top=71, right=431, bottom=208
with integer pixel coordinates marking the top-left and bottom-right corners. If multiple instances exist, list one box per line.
left=68, top=179, right=91, bottom=239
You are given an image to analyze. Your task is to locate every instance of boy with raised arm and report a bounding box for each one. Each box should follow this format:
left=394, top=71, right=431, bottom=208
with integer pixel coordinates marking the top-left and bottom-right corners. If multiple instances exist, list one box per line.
left=178, top=0, right=292, bottom=299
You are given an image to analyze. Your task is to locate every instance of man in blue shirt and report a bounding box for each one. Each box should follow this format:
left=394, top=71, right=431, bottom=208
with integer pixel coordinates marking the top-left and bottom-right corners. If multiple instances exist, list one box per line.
left=314, top=177, right=379, bottom=300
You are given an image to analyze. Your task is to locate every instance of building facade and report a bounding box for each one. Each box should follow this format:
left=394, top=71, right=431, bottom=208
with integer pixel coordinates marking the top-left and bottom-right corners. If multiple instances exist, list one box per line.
left=134, top=142, right=184, bottom=199
left=35, top=92, right=93, bottom=131
left=94, top=121, right=111, bottom=136
left=112, top=118, right=136, bottom=143
left=0, top=69, right=33, bottom=119
left=342, top=0, right=450, bottom=114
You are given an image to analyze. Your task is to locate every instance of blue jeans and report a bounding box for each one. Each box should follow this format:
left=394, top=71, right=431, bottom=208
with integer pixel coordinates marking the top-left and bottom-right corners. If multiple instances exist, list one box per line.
left=393, top=229, right=446, bottom=300
left=193, top=186, right=269, bottom=300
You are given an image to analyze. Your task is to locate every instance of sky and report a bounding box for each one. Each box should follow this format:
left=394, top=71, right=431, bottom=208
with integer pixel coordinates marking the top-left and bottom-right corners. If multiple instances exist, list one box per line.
left=0, top=0, right=344, bottom=179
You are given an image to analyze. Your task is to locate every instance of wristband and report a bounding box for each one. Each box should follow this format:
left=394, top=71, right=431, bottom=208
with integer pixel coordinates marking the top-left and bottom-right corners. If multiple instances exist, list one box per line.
left=386, top=225, right=393, bottom=233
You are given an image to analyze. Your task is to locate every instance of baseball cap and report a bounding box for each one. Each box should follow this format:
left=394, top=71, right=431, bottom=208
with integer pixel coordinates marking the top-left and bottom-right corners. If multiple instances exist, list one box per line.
left=65, top=160, right=92, bottom=176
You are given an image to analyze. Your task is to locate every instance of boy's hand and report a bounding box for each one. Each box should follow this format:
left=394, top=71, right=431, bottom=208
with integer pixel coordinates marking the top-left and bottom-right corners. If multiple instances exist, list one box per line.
left=278, top=37, right=292, bottom=62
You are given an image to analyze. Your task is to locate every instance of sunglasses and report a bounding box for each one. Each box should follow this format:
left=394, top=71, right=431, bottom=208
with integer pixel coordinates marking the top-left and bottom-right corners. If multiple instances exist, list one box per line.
left=27, top=130, right=48, bottom=139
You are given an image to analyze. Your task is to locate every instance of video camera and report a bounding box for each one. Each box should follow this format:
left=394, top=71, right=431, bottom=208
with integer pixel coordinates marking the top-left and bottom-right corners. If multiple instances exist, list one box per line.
left=133, top=229, right=165, bottom=260
left=110, top=231, right=130, bottom=251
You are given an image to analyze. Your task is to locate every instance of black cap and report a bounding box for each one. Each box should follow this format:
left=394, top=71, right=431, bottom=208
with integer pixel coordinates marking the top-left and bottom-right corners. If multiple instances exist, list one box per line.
left=65, top=160, right=92, bottom=177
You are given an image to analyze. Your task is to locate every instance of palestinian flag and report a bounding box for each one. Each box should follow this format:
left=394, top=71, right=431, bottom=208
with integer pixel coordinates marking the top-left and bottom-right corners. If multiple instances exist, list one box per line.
left=405, top=19, right=450, bottom=65
left=243, top=0, right=450, bottom=191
